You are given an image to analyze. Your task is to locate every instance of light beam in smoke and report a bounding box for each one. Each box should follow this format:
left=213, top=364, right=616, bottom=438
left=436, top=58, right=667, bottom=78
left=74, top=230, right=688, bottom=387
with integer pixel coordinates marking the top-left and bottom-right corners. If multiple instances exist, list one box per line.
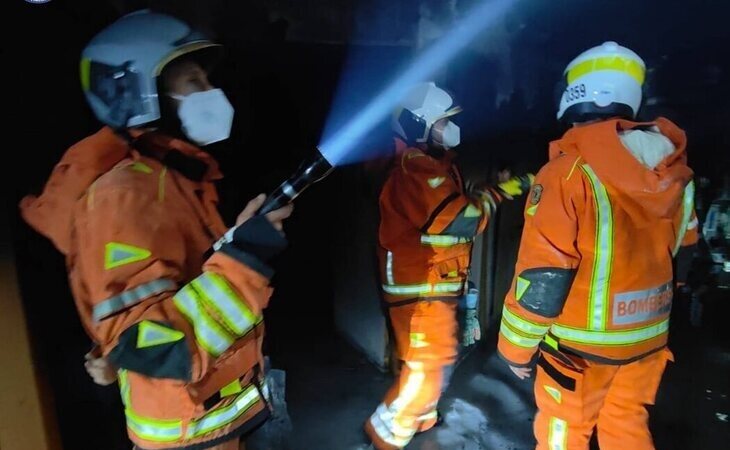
left=318, top=0, right=517, bottom=166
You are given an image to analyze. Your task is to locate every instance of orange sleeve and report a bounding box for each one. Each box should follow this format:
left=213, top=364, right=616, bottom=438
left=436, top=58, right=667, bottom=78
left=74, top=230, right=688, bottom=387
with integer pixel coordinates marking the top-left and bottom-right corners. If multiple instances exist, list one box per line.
left=72, top=185, right=280, bottom=381
left=497, top=156, right=584, bottom=366
left=388, top=153, right=496, bottom=237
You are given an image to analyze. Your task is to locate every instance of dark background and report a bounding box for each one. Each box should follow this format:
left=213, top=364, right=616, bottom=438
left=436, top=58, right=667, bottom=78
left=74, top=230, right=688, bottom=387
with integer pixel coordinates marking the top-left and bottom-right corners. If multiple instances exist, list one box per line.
left=7, top=0, right=730, bottom=448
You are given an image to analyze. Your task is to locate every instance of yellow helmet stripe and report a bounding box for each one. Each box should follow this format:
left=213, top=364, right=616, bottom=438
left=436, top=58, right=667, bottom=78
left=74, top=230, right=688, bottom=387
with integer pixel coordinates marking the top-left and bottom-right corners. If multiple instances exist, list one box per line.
left=567, top=56, right=645, bottom=85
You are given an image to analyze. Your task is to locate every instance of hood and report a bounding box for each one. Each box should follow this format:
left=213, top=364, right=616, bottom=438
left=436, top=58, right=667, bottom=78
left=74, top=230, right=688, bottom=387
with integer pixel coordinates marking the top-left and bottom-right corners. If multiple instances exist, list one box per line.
left=20, top=127, right=220, bottom=255
left=549, top=117, right=693, bottom=223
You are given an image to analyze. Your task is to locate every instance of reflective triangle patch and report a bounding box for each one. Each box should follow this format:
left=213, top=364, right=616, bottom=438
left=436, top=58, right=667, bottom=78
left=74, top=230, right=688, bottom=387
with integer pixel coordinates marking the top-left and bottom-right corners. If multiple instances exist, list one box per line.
left=516, top=277, right=531, bottom=301
left=410, top=332, right=429, bottom=348
left=137, top=321, right=185, bottom=349
left=427, top=177, right=446, bottom=188
left=544, top=385, right=562, bottom=404
left=464, top=204, right=483, bottom=218
left=526, top=204, right=539, bottom=216
left=105, top=242, right=151, bottom=270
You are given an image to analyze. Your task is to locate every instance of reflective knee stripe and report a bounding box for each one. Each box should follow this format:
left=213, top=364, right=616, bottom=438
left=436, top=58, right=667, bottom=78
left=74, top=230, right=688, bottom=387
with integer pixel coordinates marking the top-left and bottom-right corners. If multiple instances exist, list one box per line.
left=548, top=417, right=567, bottom=450
left=502, top=306, right=551, bottom=336
left=386, top=251, right=395, bottom=285
left=581, top=165, right=614, bottom=331
left=420, top=234, right=473, bottom=247
left=125, top=409, right=183, bottom=443
left=192, top=273, right=259, bottom=337
left=173, top=286, right=234, bottom=356
left=673, top=181, right=696, bottom=256
left=499, top=320, right=542, bottom=348
left=382, top=281, right=463, bottom=296
left=550, top=319, right=669, bottom=346
left=186, top=384, right=261, bottom=439
left=93, top=278, right=176, bottom=322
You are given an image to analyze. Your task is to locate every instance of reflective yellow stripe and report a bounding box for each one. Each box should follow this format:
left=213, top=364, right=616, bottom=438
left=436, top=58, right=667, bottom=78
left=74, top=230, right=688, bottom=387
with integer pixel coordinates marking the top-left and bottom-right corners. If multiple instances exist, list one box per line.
left=499, top=321, right=542, bottom=348
left=125, top=409, right=182, bottom=443
left=581, top=165, right=614, bottom=331
left=420, top=234, right=473, bottom=247
left=567, top=55, right=645, bottom=85
left=548, top=417, right=568, bottom=450
left=80, top=58, right=91, bottom=91
left=502, top=306, right=550, bottom=336
left=186, top=385, right=261, bottom=439
left=173, top=286, right=234, bottom=356
left=382, top=281, right=463, bottom=296
left=674, top=181, right=695, bottom=256
left=118, top=369, right=131, bottom=407
left=193, top=273, right=259, bottom=337
left=550, top=319, right=669, bottom=346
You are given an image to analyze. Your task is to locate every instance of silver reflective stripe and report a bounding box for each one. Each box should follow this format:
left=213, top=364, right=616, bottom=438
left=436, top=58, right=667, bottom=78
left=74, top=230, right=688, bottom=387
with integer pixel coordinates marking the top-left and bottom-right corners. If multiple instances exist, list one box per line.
left=382, top=281, right=463, bottom=296
left=581, top=165, right=614, bottom=331
left=499, top=322, right=542, bottom=348
left=673, top=181, right=695, bottom=256
left=420, top=235, right=473, bottom=247
left=386, top=251, right=395, bottom=285
left=193, top=273, right=258, bottom=336
left=550, top=319, right=669, bottom=346
left=125, top=409, right=182, bottom=443
left=173, top=286, right=233, bottom=356
left=548, top=417, right=567, bottom=450
left=502, top=306, right=551, bottom=336
left=93, top=278, right=176, bottom=322
left=186, top=385, right=261, bottom=438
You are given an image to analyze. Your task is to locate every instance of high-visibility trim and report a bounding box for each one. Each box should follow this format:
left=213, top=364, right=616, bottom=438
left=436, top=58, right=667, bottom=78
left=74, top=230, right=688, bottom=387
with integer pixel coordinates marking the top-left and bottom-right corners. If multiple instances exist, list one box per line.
left=186, top=384, right=261, bottom=439
left=567, top=55, right=645, bottom=85
left=80, top=58, right=91, bottom=91
left=464, top=204, right=482, bottom=218
left=369, top=361, right=426, bottom=447
left=409, top=332, right=429, bottom=349
left=526, top=204, right=539, bottom=216
left=674, top=181, right=696, bottom=256
left=548, top=417, right=568, bottom=450
left=420, top=235, right=473, bottom=247
left=125, top=409, right=182, bottom=443
left=382, top=281, right=463, bottom=296
left=544, top=334, right=559, bottom=351
left=499, top=320, right=542, bottom=348
left=105, top=242, right=152, bottom=270
left=516, top=277, right=531, bottom=301
left=192, top=272, right=259, bottom=337
left=386, top=251, right=395, bottom=285
left=427, top=176, right=446, bottom=188
left=118, top=369, right=131, bottom=407
left=544, top=385, right=562, bottom=404
left=369, top=404, right=412, bottom=447
left=220, top=379, right=243, bottom=398
left=173, top=286, right=234, bottom=357
left=129, top=162, right=153, bottom=174
left=581, top=165, right=614, bottom=331
left=136, top=320, right=184, bottom=349
left=502, top=306, right=550, bottom=336
left=550, top=319, right=669, bottom=346
left=93, top=278, right=176, bottom=322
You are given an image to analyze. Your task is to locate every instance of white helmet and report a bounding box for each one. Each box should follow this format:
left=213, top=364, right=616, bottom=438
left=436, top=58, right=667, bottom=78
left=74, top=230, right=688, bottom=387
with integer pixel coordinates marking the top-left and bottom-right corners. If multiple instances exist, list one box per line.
left=557, top=41, right=646, bottom=123
left=80, top=10, right=223, bottom=129
left=392, top=82, right=462, bottom=147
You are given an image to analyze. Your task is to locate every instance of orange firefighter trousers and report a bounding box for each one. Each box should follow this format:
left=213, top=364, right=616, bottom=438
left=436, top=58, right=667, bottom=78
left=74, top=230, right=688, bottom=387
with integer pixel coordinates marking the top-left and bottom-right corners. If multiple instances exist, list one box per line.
left=534, top=348, right=673, bottom=450
left=366, top=301, right=458, bottom=450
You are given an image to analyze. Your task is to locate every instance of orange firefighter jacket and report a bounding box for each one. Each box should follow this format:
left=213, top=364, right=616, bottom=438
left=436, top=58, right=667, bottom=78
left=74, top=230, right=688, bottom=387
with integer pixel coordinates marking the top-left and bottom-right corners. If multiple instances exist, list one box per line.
left=498, top=118, right=697, bottom=366
left=378, top=138, right=503, bottom=304
left=20, top=127, right=283, bottom=447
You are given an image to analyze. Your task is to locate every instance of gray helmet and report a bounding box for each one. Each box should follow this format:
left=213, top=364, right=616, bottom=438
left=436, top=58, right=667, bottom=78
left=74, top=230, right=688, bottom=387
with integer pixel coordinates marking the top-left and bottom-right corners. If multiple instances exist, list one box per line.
left=80, top=10, right=222, bottom=129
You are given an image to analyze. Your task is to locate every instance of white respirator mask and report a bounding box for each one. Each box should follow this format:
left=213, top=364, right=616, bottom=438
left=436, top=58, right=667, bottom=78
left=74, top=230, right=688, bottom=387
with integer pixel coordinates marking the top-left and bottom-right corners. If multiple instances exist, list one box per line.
left=171, top=88, right=234, bottom=146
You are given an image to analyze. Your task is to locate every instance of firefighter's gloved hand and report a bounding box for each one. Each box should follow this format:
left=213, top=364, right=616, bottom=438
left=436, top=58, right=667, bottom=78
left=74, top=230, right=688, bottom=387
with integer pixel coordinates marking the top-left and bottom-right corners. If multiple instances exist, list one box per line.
left=462, top=308, right=481, bottom=346
left=497, top=174, right=535, bottom=199
left=84, top=351, right=118, bottom=386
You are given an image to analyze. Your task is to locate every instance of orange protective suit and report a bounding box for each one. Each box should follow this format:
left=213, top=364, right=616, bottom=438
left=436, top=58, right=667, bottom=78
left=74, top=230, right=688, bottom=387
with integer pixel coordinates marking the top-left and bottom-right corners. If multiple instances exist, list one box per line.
left=366, top=139, right=503, bottom=449
left=21, top=128, right=284, bottom=450
left=497, top=118, right=697, bottom=449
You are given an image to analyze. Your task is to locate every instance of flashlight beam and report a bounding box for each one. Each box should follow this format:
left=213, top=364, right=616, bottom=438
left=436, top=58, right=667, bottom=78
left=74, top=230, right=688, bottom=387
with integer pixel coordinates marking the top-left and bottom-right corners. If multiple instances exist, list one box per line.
left=318, top=0, right=517, bottom=166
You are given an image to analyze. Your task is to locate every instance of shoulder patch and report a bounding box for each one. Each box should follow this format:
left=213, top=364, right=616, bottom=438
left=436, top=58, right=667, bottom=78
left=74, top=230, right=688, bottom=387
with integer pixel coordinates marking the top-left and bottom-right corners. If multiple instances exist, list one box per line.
left=531, top=184, right=543, bottom=205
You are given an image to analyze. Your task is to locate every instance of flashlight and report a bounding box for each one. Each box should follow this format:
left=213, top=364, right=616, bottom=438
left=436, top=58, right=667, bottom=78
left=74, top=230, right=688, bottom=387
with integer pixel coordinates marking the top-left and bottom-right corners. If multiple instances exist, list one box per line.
left=257, top=147, right=334, bottom=215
